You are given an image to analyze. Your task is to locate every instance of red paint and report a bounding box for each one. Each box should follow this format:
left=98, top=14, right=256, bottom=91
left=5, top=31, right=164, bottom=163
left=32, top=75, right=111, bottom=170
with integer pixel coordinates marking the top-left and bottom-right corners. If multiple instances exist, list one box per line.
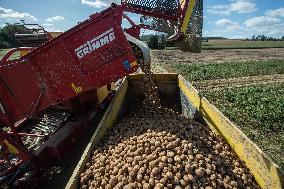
left=0, top=6, right=137, bottom=125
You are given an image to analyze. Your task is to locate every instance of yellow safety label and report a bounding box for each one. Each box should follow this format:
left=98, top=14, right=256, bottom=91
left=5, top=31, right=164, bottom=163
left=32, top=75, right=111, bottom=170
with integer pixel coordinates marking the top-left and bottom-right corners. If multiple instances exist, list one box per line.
left=71, top=83, right=82, bottom=93
left=130, top=61, right=138, bottom=67
left=3, top=140, right=19, bottom=155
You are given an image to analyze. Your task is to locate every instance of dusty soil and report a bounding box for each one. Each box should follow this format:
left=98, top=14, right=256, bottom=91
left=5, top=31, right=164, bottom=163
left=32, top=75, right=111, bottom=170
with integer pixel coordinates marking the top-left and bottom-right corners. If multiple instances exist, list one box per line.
left=151, top=48, right=284, bottom=65
left=193, top=74, right=284, bottom=91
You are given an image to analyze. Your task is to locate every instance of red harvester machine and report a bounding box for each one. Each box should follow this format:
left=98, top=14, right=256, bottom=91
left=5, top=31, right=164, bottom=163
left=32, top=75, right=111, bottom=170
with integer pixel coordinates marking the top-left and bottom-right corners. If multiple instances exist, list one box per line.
left=0, top=1, right=203, bottom=188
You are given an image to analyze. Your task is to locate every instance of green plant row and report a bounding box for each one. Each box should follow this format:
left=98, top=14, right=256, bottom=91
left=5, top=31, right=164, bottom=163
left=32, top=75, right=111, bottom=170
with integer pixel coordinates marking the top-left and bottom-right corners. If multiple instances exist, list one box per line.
left=173, top=59, right=284, bottom=81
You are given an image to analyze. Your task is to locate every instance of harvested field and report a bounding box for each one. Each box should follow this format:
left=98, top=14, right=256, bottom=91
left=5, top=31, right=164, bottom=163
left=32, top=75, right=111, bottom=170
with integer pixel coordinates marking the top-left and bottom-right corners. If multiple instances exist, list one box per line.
left=152, top=48, right=284, bottom=65
left=80, top=104, right=260, bottom=189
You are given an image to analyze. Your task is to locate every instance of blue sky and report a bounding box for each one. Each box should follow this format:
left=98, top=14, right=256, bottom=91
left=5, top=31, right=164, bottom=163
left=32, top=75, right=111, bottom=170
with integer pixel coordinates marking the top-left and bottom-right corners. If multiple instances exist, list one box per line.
left=0, top=0, right=283, bottom=39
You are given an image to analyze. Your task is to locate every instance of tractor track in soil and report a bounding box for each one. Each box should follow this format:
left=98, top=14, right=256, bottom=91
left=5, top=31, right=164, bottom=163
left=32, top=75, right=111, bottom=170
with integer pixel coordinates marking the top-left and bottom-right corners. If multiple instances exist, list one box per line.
left=193, top=74, right=284, bottom=91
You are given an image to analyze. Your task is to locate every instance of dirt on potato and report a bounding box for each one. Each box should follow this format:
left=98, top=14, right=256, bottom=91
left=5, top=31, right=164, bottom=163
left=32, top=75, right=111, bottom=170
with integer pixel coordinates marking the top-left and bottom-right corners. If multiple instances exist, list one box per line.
left=79, top=104, right=260, bottom=189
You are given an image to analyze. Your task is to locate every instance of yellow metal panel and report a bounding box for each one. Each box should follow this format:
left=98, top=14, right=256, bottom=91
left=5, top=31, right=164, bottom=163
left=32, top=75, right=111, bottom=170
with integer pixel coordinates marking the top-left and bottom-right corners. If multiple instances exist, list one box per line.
left=178, top=75, right=201, bottom=108
left=97, top=85, right=108, bottom=103
left=48, top=32, right=63, bottom=38
left=20, top=50, right=29, bottom=57
left=96, top=82, right=114, bottom=104
left=3, top=140, right=19, bottom=155
left=181, top=0, right=196, bottom=33
left=178, top=75, right=284, bottom=189
left=111, top=82, right=115, bottom=90
left=66, top=78, right=128, bottom=189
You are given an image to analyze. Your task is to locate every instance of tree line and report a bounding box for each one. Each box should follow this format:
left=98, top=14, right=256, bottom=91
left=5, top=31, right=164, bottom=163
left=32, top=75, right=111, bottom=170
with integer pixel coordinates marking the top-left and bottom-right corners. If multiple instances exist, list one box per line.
left=249, top=35, right=284, bottom=41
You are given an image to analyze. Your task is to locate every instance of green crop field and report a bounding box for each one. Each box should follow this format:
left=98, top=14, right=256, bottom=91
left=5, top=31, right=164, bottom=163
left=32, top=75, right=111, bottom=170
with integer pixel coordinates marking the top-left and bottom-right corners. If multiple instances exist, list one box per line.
left=172, top=59, right=284, bottom=81
left=203, top=84, right=284, bottom=167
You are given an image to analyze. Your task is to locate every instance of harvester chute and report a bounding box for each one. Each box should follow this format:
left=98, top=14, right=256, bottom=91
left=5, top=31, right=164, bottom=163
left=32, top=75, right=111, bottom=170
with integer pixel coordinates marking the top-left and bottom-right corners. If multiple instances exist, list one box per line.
left=122, top=0, right=203, bottom=52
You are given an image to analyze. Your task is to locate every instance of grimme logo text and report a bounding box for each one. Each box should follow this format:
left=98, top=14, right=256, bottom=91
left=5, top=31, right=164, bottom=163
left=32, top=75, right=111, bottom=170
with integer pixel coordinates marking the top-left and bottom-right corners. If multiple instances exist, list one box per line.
left=75, top=28, right=115, bottom=59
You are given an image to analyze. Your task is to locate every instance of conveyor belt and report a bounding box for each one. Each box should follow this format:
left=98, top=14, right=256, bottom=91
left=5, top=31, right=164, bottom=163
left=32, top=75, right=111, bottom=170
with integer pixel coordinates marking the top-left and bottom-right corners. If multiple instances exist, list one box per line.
left=21, top=108, right=72, bottom=151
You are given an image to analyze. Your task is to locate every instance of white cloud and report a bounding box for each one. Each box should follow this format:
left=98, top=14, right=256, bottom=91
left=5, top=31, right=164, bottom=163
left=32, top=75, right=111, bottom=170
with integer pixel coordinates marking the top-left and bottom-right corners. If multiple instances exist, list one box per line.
left=81, top=0, right=107, bottom=8
left=248, top=23, right=284, bottom=38
left=46, top=28, right=62, bottom=32
left=0, top=7, right=37, bottom=21
left=266, top=8, right=284, bottom=18
left=46, top=16, right=65, bottom=22
left=264, top=23, right=284, bottom=37
left=244, top=16, right=281, bottom=27
left=81, top=0, right=119, bottom=8
left=43, top=24, right=62, bottom=32
left=208, top=0, right=257, bottom=15
left=42, top=23, right=53, bottom=27
left=216, top=18, right=240, bottom=31
left=207, top=16, right=284, bottom=39
left=230, top=35, right=248, bottom=39
left=243, top=14, right=284, bottom=38
left=229, top=1, right=257, bottom=14
left=216, top=19, right=236, bottom=26
left=208, top=5, right=231, bottom=15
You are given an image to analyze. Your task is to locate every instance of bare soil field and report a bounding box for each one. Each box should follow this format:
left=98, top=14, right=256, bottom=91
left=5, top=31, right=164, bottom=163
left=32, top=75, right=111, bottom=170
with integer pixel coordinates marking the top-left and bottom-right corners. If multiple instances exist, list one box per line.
left=152, top=48, right=284, bottom=65
left=202, top=40, right=284, bottom=49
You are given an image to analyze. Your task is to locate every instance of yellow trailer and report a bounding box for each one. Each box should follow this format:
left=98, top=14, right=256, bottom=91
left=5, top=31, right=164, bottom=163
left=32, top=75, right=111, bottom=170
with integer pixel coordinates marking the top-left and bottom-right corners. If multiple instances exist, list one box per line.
left=66, top=74, right=284, bottom=189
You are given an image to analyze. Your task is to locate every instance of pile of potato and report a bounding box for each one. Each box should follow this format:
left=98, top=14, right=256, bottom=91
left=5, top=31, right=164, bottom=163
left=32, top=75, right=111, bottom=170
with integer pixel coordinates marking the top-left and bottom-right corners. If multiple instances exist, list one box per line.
left=79, top=105, right=260, bottom=189
left=80, top=60, right=259, bottom=188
